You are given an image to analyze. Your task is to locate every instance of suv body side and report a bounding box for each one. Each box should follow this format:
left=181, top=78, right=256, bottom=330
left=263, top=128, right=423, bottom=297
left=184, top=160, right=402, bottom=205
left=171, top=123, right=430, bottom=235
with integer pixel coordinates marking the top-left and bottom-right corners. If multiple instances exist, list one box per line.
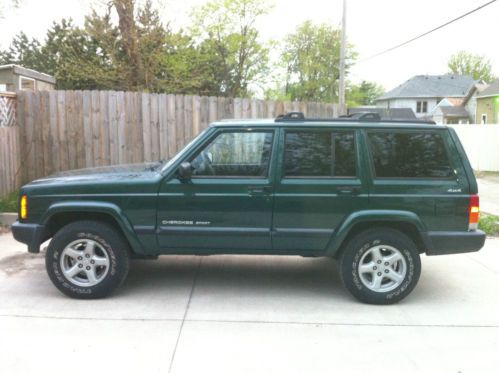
left=12, top=121, right=485, bottom=258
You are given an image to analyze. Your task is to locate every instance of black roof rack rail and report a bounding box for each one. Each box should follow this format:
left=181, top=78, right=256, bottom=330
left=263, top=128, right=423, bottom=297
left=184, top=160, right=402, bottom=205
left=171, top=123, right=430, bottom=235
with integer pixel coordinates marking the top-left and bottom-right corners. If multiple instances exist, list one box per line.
left=275, top=112, right=305, bottom=121
left=275, top=111, right=436, bottom=125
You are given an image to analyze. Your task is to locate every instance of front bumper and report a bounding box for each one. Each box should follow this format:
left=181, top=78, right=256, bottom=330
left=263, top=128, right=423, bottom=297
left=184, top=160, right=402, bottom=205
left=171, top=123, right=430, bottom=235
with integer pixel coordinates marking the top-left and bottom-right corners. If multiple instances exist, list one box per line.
left=425, top=230, right=486, bottom=255
left=11, top=221, right=45, bottom=254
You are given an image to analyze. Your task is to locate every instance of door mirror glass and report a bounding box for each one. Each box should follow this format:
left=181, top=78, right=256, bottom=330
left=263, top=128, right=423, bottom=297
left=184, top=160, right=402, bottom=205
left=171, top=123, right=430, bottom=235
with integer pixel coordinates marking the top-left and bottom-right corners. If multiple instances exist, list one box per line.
left=177, top=162, right=193, bottom=181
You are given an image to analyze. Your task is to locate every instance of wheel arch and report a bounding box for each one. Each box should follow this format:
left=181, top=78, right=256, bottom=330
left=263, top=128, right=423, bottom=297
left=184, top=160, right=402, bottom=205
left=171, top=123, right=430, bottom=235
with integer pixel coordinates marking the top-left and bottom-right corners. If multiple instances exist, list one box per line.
left=326, top=210, right=429, bottom=258
left=41, top=201, right=146, bottom=255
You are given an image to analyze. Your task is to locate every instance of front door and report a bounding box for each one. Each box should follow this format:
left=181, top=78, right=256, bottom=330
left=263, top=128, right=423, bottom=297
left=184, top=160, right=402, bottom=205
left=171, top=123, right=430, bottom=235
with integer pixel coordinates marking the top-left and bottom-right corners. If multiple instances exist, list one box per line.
left=157, top=128, right=276, bottom=253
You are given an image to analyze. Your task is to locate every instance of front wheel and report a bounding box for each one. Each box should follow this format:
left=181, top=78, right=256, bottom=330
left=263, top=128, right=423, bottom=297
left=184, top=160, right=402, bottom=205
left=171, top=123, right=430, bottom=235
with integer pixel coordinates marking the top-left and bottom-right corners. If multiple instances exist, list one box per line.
left=45, top=220, right=130, bottom=299
left=339, top=228, right=421, bottom=305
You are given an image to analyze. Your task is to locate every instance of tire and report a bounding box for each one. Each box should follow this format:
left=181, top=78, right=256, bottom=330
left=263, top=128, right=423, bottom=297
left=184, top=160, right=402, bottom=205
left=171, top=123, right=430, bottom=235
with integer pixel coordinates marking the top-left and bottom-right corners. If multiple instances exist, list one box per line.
left=45, top=220, right=131, bottom=299
left=339, top=228, right=421, bottom=305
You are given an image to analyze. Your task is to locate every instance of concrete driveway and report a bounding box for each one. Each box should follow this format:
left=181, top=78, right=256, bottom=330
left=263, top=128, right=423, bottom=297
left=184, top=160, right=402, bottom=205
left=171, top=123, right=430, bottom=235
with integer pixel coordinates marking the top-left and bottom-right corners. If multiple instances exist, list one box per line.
left=1, top=233, right=499, bottom=373
left=477, top=174, right=499, bottom=215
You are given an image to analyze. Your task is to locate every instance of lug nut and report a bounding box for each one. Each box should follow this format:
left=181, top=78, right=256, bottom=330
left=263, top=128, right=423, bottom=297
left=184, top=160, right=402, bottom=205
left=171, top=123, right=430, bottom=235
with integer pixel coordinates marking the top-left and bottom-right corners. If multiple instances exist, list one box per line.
left=377, top=260, right=382, bottom=264
left=373, top=266, right=377, bottom=270
left=384, top=262, right=389, bottom=266
left=377, top=272, right=382, bottom=276
left=385, top=269, right=389, bottom=274
left=85, top=254, right=90, bottom=258
left=90, top=260, right=95, bottom=264
left=78, top=264, right=83, bottom=268
left=86, top=266, right=91, bottom=270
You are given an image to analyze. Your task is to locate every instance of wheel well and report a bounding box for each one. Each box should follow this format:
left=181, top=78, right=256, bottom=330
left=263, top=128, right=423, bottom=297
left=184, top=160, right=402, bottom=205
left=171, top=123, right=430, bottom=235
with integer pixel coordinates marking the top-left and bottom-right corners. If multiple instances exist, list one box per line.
left=45, top=212, right=126, bottom=242
left=335, top=221, right=426, bottom=258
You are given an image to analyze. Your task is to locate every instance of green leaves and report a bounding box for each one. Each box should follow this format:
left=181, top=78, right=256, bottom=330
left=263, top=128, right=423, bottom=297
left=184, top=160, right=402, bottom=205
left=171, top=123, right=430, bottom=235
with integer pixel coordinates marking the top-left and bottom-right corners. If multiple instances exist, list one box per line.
left=191, top=0, right=271, bottom=97
left=448, top=51, right=495, bottom=83
left=279, top=21, right=356, bottom=103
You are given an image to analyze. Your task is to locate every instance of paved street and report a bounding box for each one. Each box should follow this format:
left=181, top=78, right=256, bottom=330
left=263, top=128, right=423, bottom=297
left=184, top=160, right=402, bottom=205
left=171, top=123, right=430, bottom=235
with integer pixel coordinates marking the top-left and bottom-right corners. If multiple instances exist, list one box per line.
left=1, top=233, right=499, bottom=373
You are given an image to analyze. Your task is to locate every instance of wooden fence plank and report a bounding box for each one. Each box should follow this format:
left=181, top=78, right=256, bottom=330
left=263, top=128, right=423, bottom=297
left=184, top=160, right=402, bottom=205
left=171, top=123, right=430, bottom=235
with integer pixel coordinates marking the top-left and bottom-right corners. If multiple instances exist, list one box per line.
left=159, top=93, right=169, bottom=160
left=141, top=92, right=151, bottom=162
left=175, top=95, right=185, bottom=153
left=99, top=91, right=110, bottom=166
left=166, top=94, right=176, bottom=159
left=108, top=91, right=118, bottom=165
left=150, top=94, right=160, bottom=161
left=192, top=95, right=201, bottom=136
left=40, top=91, right=52, bottom=176
left=184, top=95, right=193, bottom=143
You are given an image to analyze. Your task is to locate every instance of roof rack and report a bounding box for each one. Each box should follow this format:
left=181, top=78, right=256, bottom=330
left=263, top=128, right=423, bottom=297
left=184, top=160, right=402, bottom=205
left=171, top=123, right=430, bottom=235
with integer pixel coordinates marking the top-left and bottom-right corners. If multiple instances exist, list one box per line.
left=275, top=111, right=436, bottom=125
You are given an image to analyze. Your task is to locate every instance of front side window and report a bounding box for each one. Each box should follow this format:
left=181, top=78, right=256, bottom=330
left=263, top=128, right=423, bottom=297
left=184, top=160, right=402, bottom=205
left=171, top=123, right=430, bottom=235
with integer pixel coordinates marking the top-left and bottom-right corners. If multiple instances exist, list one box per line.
left=190, top=131, right=273, bottom=177
left=284, top=130, right=356, bottom=178
left=368, top=132, right=454, bottom=178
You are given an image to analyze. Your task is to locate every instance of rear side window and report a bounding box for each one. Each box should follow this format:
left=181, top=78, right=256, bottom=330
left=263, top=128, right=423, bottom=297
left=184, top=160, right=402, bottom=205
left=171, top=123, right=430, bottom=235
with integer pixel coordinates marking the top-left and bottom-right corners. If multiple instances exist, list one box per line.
left=284, top=130, right=356, bottom=177
left=367, top=132, right=454, bottom=178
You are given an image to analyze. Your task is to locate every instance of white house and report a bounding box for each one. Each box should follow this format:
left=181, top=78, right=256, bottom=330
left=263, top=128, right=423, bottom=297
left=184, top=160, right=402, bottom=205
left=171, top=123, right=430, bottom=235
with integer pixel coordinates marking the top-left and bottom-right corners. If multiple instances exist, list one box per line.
left=376, top=74, right=479, bottom=120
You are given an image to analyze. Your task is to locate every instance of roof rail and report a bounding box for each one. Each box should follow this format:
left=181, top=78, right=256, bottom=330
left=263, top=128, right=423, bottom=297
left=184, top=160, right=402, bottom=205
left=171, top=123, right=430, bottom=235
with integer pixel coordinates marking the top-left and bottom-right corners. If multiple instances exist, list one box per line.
left=275, top=111, right=436, bottom=125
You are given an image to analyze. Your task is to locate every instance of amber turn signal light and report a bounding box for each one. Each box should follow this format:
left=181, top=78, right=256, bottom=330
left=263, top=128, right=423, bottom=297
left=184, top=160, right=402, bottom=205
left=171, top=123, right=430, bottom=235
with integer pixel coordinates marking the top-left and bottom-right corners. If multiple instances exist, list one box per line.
left=20, top=195, right=28, bottom=220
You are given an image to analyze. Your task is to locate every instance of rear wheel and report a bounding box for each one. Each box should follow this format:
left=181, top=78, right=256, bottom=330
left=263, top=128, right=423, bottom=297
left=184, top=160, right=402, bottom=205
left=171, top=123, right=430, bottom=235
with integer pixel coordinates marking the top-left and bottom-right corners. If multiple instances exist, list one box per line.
left=339, top=228, right=421, bottom=304
left=46, top=220, right=130, bottom=299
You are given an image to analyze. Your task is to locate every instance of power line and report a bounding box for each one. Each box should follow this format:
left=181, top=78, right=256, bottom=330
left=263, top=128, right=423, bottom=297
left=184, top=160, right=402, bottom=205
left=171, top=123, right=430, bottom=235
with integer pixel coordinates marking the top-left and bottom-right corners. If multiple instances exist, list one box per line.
left=357, top=0, right=497, bottom=63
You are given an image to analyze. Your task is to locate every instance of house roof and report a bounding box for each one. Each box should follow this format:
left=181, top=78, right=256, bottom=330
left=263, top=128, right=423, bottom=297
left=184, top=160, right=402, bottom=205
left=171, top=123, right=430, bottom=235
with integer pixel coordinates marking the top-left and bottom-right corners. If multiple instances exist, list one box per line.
left=437, top=106, right=470, bottom=118
left=0, top=64, right=56, bottom=84
left=477, top=79, right=499, bottom=98
left=348, top=107, right=416, bottom=120
left=378, top=74, right=477, bottom=100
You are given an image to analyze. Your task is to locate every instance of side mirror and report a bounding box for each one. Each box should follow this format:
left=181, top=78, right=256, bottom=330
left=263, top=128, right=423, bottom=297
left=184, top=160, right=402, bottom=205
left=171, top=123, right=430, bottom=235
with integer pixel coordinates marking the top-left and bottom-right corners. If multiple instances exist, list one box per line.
left=177, top=162, right=193, bottom=181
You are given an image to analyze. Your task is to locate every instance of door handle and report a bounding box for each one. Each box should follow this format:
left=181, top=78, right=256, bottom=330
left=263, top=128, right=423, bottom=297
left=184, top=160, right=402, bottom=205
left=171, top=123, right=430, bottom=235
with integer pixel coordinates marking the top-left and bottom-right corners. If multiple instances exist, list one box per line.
left=337, top=186, right=361, bottom=195
left=248, top=186, right=272, bottom=196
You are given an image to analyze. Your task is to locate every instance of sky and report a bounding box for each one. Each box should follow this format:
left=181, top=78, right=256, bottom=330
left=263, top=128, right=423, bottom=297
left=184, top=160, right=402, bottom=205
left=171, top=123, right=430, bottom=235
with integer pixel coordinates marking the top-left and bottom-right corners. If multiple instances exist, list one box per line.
left=0, top=0, right=498, bottom=92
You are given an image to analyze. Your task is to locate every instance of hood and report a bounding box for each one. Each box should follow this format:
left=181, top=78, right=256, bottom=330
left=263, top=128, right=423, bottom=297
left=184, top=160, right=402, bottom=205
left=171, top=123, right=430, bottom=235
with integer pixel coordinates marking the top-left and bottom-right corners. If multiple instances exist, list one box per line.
left=29, top=161, right=165, bottom=186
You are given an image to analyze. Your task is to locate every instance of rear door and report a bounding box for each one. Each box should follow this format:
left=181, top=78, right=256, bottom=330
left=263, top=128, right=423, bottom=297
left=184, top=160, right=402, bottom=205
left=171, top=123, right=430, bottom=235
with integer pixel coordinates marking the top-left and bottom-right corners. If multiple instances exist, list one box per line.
left=272, top=127, right=369, bottom=253
left=365, top=129, right=470, bottom=231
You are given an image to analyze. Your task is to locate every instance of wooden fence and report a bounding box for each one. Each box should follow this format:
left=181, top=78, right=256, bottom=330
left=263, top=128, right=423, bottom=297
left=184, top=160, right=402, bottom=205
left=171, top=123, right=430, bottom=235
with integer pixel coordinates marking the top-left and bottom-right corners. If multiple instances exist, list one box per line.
left=0, top=126, right=20, bottom=197
left=1, top=90, right=340, bottom=194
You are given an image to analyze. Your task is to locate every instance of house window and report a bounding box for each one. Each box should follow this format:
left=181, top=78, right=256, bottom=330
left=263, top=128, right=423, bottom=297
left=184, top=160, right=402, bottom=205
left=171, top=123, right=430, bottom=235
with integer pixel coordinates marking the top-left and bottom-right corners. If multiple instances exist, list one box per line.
left=19, top=76, right=35, bottom=91
left=481, top=114, right=487, bottom=124
left=416, top=101, right=428, bottom=113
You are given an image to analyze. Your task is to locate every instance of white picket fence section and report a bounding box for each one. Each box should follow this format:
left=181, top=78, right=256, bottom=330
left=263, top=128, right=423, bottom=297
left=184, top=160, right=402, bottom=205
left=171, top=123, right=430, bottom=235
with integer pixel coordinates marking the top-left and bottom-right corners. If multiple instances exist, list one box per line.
left=448, top=124, right=499, bottom=172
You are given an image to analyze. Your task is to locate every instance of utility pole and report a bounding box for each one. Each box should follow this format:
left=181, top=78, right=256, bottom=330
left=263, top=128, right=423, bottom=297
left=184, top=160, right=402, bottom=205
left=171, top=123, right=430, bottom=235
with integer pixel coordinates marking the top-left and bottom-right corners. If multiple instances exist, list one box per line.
left=338, top=0, right=346, bottom=114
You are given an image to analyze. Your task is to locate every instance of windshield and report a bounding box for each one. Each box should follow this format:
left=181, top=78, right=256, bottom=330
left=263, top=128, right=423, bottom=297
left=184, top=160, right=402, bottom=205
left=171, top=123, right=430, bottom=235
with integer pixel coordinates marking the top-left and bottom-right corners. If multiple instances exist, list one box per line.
left=161, top=128, right=210, bottom=173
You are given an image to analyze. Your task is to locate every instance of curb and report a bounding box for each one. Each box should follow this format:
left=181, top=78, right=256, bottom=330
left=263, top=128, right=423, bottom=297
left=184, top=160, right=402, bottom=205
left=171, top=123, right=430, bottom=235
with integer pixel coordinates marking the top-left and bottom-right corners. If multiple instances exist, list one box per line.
left=0, top=213, right=17, bottom=226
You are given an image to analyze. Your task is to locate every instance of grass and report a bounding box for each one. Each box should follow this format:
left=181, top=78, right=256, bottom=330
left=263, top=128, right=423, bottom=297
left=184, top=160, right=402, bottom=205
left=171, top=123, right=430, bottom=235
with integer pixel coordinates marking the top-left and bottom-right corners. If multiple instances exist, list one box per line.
left=479, top=214, right=499, bottom=237
left=0, top=191, right=19, bottom=213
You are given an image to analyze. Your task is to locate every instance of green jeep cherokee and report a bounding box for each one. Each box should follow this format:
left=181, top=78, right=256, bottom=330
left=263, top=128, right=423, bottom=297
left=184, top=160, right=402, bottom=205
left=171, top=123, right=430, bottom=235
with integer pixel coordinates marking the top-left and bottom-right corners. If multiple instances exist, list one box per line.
left=12, top=113, right=486, bottom=304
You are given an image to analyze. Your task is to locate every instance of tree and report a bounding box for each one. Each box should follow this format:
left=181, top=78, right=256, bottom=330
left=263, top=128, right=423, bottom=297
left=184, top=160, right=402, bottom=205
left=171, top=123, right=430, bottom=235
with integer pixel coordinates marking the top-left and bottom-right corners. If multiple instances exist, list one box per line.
left=0, top=32, right=46, bottom=71
left=448, top=51, right=495, bottom=83
left=347, top=80, right=385, bottom=107
left=280, top=21, right=356, bottom=103
left=191, top=0, right=271, bottom=97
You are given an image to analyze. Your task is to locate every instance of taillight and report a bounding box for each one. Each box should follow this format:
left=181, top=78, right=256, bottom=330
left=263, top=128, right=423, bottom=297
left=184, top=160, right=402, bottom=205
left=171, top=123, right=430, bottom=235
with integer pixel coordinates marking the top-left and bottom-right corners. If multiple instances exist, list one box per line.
left=469, top=194, right=479, bottom=231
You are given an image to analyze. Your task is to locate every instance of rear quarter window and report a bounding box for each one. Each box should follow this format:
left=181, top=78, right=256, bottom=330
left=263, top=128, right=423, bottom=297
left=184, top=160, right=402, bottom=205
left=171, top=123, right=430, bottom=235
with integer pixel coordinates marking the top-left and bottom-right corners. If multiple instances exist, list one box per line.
left=367, top=131, right=454, bottom=179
